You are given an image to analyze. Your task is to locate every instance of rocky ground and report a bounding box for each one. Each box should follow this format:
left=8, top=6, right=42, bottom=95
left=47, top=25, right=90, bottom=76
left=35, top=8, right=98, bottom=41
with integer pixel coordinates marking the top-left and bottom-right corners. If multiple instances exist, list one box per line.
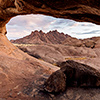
left=17, top=44, right=100, bottom=79
left=10, top=40, right=100, bottom=99
left=11, top=30, right=100, bottom=66
left=1, top=0, right=100, bottom=99
left=0, top=33, right=100, bottom=100
left=16, top=43, right=99, bottom=66
left=0, top=34, right=59, bottom=99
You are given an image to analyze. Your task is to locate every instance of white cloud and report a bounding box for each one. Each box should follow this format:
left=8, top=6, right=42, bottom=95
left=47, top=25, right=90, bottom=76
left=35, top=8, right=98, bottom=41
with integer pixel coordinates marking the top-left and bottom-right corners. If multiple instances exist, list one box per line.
left=6, top=14, right=100, bottom=40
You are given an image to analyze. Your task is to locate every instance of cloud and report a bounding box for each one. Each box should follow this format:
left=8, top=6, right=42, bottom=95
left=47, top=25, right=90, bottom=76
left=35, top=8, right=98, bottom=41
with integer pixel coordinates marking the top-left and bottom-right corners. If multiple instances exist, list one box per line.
left=79, top=23, right=96, bottom=27
left=77, top=30, right=100, bottom=35
left=6, top=14, right=100, bottom=40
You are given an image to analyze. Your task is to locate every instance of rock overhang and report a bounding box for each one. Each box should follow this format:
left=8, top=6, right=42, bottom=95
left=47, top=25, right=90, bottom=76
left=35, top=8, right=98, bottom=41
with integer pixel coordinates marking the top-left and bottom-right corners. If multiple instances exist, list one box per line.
left=0, top=0, right=100, bottom=35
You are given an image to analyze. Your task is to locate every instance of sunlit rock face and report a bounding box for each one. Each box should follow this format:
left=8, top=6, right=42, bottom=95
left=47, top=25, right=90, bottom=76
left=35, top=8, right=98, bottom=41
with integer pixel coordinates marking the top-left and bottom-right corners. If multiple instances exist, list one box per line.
left=0, top=0, right=100, bottom=99
left=0, top=0, right=100, bottom=35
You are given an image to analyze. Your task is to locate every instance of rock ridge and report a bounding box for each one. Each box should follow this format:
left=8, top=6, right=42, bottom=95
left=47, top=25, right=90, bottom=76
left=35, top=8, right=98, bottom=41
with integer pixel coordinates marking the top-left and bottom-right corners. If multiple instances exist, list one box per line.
left=11, top=30, right=70, bottom=44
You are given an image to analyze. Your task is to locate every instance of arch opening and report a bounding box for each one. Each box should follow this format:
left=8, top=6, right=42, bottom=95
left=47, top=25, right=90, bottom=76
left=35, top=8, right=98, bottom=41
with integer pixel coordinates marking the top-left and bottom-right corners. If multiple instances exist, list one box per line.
left=6, top=14, right=100, bottom=40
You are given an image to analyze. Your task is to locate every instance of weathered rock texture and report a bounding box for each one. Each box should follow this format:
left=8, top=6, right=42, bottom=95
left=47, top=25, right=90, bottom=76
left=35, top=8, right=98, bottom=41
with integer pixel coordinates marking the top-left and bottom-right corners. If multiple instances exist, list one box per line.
left=44, top=60, right=100, bottom=93
left=44, top=70, right=67, bottom=93
left=1, top=0, right=100, bottom=99
left=2, top=33, right=100, bottom=99
left=0, top=33, right=60, bottom=99
left=82, top=37, right=100, bottom=48
left=17, top=43, right=97, bottom=64
left=0, top=0, right=100, bottom=35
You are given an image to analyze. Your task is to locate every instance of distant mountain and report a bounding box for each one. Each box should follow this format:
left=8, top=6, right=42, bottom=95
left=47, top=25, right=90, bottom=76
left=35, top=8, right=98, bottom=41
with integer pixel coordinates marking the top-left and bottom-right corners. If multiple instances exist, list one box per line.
left=11, top=30, right=100, bottom=49
left=11, top=30, right=70, bottom=44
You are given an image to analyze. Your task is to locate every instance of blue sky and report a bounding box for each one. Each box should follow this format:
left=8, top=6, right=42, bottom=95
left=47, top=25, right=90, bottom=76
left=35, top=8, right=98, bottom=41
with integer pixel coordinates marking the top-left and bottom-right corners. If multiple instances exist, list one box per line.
left=6, top=14, right=100, bottom=40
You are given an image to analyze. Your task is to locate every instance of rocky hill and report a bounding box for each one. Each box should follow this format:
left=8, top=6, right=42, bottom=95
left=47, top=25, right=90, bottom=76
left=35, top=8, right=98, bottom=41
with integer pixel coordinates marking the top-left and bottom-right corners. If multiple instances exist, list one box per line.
left=1, top=0, right=100, bottom=99
left=11, top=30, right=100, bottom=49
left=11, top=30, right=100, bottom=66
left=82, top=37, right=100, bottom=48
left=11, top=30, right=70, bottom=44
left=62, top=36, right=83, bottom=47
left=62, top=36, right=100, bottom=48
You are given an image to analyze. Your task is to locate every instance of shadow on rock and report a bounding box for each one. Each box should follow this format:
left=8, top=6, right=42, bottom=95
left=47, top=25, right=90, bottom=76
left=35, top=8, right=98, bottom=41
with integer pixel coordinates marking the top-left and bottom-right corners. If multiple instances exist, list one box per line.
left=44, top=60, right=100, bottom=93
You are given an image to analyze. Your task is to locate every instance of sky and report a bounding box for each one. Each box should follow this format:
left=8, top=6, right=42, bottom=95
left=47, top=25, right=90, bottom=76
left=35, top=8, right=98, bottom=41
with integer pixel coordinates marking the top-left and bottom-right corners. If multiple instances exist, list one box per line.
left=6, top=14, right=100, bottom=40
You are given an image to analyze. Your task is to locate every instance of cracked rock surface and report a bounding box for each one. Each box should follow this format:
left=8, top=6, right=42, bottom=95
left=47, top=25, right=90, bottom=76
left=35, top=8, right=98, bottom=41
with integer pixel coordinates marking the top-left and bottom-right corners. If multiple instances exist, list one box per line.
left=0, top=0, right=100, bottom=35
left=0, top=0, right=100, bottom=99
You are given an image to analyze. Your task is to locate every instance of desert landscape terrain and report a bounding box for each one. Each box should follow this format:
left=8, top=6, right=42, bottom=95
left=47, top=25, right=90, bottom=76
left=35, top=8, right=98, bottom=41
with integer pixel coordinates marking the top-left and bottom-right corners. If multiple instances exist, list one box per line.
left=11, top=30, right=100, bottom=68
left=10, top=30, right=100, bottom=99
left=0, top=0, right=100, bottom=100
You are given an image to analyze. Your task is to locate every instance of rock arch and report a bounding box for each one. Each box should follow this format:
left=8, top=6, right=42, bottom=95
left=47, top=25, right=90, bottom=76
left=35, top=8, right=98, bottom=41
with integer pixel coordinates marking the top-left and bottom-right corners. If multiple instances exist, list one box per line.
left=0, top=1, right=100, bottom=99
left=0, top=0, right=100, bottom=35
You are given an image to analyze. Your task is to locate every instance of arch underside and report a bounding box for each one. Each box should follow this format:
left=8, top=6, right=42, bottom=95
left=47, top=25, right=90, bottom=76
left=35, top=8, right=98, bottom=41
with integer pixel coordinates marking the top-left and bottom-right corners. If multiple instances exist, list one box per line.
left=0, top=0, right=100, bottom=35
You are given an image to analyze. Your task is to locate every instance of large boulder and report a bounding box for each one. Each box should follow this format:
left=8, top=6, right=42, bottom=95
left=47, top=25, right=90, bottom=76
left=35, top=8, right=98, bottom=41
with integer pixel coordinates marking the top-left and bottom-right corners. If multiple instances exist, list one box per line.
left=44, top=70, right=66, bottom=93
left=44, top=60, right=100, bottom=93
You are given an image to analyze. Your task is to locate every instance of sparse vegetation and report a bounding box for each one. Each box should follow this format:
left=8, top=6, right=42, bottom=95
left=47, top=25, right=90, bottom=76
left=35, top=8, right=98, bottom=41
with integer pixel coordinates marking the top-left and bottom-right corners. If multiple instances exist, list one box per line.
left=65, top=57, right=87, bottom=60
left=38, top=58, right=44, bottom=61
left=13, top=43, right=36, bottom=46
left=65, top=56, right=96, bottom=60
left=53, top=63, right=58, bottom=66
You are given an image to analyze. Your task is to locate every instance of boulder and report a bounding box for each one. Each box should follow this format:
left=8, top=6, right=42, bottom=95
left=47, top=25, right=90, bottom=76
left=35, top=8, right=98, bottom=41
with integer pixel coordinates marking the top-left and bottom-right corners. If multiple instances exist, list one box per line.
left=44, top=70, right=66, bottom=93
left=44, top=60, right=100, bottom=93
